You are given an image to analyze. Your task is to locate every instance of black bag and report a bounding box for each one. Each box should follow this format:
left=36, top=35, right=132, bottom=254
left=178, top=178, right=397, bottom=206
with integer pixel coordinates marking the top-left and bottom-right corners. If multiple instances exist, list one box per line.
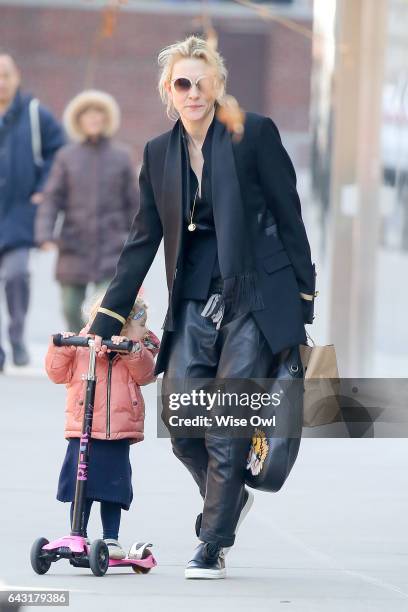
left=244, top=345, right=304, bottom=492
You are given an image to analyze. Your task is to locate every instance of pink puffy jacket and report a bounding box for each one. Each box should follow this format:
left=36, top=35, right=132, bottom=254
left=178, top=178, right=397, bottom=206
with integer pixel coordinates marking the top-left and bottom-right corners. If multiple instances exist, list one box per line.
left=45, top=328, right=160, bottom=444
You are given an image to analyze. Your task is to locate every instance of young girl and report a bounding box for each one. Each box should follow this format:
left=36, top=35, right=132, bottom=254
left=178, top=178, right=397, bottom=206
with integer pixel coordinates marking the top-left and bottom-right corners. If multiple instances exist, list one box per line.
left=45, top=292, right=160, bottom=560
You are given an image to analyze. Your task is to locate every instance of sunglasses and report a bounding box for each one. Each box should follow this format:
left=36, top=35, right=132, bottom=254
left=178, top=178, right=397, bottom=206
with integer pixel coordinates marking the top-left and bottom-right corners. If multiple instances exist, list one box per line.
left=171, top=75, right=215, bottom=94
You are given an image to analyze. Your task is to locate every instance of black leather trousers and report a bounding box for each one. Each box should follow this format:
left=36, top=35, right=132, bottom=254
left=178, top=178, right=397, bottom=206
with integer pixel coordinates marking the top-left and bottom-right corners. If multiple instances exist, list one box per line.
left=161, top=295, right=280, bottom=547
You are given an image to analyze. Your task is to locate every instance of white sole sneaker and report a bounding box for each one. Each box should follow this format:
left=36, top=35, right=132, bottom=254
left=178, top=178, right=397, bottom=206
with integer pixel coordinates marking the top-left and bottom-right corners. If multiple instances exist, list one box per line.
left=223, top=489, right=254, bottom=556
left=185, top=567, right=226, bottom=579
left=103, top=539, right=126, bottom=560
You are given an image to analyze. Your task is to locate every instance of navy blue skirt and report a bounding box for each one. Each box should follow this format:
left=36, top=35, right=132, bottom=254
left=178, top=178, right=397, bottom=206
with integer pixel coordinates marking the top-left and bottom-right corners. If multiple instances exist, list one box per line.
left=57, top=438, right=133, bottom=510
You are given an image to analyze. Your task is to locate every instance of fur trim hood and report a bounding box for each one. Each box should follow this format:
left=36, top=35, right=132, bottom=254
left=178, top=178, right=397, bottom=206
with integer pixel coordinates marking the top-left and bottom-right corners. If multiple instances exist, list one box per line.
left=63, top=89, right=121, bottom=142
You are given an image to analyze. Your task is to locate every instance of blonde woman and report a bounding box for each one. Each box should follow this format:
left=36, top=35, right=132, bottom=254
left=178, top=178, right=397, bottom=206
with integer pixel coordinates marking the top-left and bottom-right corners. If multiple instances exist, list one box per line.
left=88, top=36, right=316, bottom=578
left=35, top=90, right=139, bottom=333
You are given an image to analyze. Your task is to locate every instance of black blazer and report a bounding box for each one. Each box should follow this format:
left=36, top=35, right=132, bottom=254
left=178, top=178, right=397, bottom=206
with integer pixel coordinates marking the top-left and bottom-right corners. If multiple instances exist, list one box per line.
left=89, top=112, right=316, bottom=375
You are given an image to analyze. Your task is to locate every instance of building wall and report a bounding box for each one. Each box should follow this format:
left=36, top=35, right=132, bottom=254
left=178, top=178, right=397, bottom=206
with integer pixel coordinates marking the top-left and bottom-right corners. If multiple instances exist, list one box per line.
left=0, top=2, right=312, bottom=166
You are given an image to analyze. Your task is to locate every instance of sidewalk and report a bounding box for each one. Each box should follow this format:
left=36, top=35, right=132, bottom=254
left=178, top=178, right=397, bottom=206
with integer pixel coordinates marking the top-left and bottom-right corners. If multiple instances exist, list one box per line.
left=0, top=374, right=407, bottom=612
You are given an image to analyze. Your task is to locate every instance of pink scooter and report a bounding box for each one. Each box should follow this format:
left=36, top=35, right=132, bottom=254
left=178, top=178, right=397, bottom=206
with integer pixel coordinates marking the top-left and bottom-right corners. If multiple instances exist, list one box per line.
left=30, top=334, right=157, bottom=577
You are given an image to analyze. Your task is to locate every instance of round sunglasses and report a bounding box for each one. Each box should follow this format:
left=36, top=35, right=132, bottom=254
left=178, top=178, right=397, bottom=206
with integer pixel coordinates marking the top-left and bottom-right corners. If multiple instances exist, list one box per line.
left=171, top=75, right=215, bottom=94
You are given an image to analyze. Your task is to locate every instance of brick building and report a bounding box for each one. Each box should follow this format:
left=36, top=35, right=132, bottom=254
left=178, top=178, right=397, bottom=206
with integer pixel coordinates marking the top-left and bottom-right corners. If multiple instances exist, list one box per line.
left=0, top=0, right=313, bottom=167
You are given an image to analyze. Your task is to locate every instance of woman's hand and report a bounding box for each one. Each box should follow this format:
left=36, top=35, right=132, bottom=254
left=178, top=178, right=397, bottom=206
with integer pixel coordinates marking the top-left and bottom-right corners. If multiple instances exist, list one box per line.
left=111, top=335, right=130, bottom=344
left=86, top=333, right=106, bottom=357
left=112, top=335, right=141, bottom=354
left=111, top=335, right=141, bottom=353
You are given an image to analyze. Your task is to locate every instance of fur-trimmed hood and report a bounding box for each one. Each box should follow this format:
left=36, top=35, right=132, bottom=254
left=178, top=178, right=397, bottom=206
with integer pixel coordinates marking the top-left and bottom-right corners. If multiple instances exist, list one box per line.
left=63, top=89, right=121, bottom=142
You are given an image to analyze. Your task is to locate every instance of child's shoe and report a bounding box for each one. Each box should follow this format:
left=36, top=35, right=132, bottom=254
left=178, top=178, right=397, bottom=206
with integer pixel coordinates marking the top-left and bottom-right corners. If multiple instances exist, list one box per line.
left=104, top=538, right=126, bottom=559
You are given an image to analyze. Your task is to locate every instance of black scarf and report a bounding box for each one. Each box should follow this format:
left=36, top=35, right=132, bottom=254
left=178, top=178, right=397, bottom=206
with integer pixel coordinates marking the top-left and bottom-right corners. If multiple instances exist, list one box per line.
left=179, top=110, right=265, bottom=318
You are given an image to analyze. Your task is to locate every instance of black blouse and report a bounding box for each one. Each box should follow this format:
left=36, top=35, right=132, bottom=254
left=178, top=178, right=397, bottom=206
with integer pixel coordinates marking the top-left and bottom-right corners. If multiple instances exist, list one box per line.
left=179, top=117, right=221, bottom=300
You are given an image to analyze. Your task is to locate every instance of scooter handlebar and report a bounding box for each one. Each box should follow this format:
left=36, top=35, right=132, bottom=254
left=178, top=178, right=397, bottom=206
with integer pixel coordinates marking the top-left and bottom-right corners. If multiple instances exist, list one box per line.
left=52, top=334, right=134, bottom=353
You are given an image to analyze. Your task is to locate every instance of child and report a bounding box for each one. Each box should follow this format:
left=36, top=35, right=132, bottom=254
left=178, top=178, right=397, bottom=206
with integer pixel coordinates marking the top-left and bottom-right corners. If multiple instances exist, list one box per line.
left=45, top=292, right=160, bottom=559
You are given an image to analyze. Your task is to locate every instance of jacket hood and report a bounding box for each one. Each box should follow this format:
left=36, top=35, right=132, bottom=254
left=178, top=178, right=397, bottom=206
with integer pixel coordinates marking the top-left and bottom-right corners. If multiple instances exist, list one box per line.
left=63, top=89, right=120, bottom=142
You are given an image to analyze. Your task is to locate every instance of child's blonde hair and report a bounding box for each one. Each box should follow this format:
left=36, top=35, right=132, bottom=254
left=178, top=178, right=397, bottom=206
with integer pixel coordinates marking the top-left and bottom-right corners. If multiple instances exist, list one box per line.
left=85, top=291, right=148, bottom=329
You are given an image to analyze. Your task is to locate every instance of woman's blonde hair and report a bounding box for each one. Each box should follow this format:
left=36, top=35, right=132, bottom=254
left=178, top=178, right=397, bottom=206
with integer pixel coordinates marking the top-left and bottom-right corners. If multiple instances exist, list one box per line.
left=158, top=35, right=228, bottom=120
left=85, top=292, right=148, bottom=329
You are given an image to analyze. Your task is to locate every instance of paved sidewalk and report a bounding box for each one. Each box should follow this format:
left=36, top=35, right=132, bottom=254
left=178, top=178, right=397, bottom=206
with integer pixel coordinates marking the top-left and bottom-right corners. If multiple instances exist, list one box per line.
left=0, top=374, right=407, bottom=612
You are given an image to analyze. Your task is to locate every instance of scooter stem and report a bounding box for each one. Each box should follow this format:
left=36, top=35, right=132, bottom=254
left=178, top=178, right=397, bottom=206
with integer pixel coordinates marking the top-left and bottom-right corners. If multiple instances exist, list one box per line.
left=87, top=340, right=97, bottom=381
left=70, top=338, right=98, bottom=536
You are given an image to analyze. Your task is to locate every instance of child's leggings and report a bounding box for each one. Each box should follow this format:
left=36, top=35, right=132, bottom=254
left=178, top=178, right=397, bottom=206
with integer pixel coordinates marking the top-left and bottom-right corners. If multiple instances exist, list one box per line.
left=70, top=500, right=121, bottom=540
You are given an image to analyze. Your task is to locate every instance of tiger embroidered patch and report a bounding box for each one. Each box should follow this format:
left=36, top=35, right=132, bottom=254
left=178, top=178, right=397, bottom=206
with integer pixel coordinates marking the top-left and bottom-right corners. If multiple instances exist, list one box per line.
left=246, top=428, right=269, bottom=476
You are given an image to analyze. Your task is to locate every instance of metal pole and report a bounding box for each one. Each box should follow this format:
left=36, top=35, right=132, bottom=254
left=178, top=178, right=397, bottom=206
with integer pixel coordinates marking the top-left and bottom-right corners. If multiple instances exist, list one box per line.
left=327, top=0, right=387, bottom=376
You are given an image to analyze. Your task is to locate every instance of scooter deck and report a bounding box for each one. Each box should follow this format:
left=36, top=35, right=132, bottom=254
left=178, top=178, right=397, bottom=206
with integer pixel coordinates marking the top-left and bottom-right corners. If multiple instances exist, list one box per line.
left=109, top=556, right=157, bottom=569
left=42, top=535, right=157, bottom=570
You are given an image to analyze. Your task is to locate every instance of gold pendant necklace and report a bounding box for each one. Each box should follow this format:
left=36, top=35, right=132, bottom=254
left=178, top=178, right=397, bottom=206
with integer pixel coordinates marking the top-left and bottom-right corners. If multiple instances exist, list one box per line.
left=188, top=185, right=200, bottom=232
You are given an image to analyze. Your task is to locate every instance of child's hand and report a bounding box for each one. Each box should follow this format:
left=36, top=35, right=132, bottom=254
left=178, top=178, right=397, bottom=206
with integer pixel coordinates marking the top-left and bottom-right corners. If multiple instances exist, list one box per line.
left=56, top=331, right=76, bottom=351
left=110, top=335, right=130, bottom=352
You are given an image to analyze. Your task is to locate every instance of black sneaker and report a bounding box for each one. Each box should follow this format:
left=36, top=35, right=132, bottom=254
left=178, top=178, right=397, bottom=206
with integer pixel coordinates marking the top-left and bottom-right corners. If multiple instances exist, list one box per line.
left=185, top=542, right=226, bottom=579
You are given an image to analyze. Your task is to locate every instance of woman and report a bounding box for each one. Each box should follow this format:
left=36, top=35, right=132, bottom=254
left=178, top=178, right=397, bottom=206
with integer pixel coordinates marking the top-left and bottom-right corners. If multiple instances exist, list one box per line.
left=35, top=89, right=138, bottom=332
left=89, top=37, right=316, bottom=579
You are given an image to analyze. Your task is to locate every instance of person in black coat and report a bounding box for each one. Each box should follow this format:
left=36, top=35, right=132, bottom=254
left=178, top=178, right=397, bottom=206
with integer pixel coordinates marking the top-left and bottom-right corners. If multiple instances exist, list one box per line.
left=89, top=36, right=317, bottom=579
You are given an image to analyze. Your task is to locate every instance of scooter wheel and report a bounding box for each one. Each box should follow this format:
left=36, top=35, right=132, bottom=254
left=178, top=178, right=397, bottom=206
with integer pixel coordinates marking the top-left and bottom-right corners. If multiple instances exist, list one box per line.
left=131, top=547, right=153, bottom=574
left=30, top=537, right=51, bottom=575
left=89, top=539, right=109, bottom=576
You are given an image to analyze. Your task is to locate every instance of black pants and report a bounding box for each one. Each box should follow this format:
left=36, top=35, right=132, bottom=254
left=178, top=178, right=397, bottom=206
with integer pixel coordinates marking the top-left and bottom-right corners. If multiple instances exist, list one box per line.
left=161, top=297, right=280, bottom=548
